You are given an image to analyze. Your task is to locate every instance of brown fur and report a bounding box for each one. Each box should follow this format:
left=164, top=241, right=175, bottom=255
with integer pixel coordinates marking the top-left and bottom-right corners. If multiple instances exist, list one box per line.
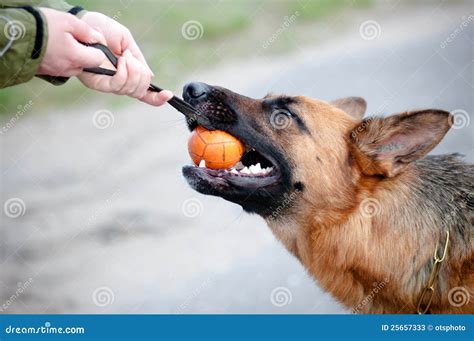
left=263, top=96, right=473, bottom=313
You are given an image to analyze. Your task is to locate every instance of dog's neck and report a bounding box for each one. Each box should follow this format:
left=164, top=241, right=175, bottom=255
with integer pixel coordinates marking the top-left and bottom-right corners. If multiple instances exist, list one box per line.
left=265, top=162, right=452, bottom=313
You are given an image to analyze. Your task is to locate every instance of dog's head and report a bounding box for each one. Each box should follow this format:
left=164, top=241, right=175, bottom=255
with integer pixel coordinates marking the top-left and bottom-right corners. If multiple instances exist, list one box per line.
left=182, top=82, right=452, bottom=219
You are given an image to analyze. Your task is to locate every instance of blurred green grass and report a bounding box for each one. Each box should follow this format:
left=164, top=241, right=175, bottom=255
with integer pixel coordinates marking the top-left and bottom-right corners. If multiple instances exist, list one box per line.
left=0, top=0, right=372, bottom=115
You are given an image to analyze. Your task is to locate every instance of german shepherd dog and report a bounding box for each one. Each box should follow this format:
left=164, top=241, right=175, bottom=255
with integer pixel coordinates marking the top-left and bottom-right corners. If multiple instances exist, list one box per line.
left=181, top=82, right=473, bottom=314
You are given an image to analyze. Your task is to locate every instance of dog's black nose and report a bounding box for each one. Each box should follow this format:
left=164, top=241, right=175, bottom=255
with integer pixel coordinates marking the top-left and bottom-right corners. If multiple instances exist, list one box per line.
left=183, top=82, right=210, bottom=100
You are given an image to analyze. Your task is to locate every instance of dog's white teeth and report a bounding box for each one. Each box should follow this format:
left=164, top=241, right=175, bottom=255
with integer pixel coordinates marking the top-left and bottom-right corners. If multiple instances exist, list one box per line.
left=249, top=163, right=263, bottom=174
left=228, top=163, right=272, bottom=176
left=263, top=167, right=273, bottom=174
left=199, top=160, right=206, bottom=168
left=241, top=167, right=251, bottom=174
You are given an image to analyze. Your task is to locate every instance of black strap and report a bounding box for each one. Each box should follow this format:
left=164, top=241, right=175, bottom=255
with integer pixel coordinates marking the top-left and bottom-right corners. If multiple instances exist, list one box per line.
left=19, top=6, right=43, bottom=59
left=82, top=43, right=199, bottom=117
left=68, top=6, right=84, bottom=16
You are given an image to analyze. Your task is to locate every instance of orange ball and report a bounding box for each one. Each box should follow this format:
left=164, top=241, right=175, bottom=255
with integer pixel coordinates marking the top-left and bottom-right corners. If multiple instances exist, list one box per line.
left=188, top=126, right=244, bottom=169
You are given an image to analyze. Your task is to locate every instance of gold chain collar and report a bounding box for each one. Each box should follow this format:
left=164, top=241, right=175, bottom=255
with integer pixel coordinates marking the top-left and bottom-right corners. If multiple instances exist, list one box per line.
left=416, top=230, right=450, bottom=314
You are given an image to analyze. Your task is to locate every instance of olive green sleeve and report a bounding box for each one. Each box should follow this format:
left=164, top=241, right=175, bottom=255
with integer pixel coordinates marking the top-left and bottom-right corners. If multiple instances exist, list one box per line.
left=1, top=1, right=74, bottom=13
left=0, top=1, right=86, bottom=18
left=0, top=7, right=48, bottom=88
left=0, top=1, right=88, bottom=88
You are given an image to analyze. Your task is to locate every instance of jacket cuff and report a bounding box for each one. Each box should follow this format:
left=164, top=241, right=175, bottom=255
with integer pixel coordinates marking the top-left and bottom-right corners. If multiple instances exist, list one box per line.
left=0, top=7, right=47, bottom=88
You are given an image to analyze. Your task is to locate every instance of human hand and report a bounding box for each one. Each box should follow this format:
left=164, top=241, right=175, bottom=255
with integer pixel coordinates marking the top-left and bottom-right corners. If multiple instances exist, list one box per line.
left=77, top=12, right=172, bottom=106
left=37, top=8, right=106, bottom=77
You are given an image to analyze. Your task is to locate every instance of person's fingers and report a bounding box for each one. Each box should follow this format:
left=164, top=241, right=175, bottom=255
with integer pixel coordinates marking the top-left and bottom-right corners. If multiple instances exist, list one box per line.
left=139, top=90, right=173, bottom=107
left=133, top=65, right=151, bottom=98
left=109, top=55, right=128, bottom=93
left=120, top=50, right=143, bottom=96
left=122, top=33, right=154, bottom=76
left=68, top=16, right=106, bottom=45
left=65, top=67, right=83, bottom=77
left=71, top=39, right=106, bottom=68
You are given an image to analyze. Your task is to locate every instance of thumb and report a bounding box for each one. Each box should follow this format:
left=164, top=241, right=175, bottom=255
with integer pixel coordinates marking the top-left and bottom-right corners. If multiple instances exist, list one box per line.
left=68, top=16, right=106, bottom=45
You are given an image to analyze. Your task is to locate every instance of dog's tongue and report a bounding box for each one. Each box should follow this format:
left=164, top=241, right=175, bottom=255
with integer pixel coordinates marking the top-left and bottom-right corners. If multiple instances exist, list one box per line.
left=187, top=126, right=244, bottom=170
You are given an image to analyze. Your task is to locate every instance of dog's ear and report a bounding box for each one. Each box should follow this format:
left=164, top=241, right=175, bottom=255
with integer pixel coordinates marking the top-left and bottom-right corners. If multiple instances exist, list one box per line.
left=350, top=109, right=452, bottom=177
left=331, top=97, right=367, bottom=120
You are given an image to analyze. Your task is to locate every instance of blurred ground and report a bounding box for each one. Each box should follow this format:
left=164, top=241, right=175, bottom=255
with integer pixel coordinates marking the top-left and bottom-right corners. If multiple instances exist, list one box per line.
left=1, top=0, right=472, bottom=313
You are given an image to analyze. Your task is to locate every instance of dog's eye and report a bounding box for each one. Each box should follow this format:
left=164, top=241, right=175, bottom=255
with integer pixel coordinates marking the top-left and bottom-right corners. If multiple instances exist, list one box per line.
left=269, top=109, right=294, bottom=129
